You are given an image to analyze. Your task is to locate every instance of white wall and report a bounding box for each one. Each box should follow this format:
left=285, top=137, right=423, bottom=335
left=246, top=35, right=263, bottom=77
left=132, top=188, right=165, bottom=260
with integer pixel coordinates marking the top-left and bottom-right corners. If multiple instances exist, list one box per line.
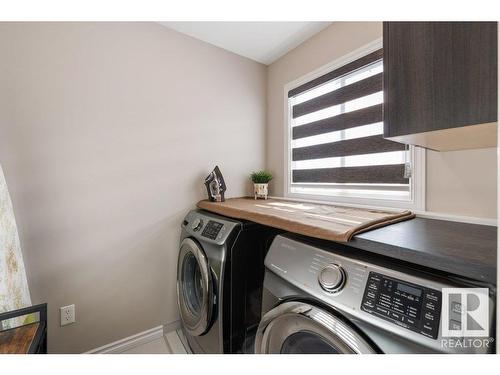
left=266, top=22, right=497, bottom=219
left=0, top=22, right=267, bottom=353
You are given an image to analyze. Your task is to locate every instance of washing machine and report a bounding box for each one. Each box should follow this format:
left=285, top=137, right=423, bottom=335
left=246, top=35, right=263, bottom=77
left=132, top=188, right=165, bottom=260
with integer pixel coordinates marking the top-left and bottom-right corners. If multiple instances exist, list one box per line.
left=255, top=234, right=496, bottom=354
left=177, top=209, right=281, bottom=354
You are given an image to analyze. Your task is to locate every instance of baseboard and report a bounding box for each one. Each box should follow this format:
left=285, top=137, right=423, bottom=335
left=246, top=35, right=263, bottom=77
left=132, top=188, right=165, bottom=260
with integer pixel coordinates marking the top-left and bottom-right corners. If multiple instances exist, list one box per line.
left=162, top=320, right=181, bottom=336
left=85, top=321, right=180, bottom=354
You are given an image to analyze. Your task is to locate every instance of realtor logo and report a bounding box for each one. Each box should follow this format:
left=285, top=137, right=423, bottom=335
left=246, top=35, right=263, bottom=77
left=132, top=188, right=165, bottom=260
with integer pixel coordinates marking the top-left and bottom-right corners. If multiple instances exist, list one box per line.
left=442, top=288, right=489, bottom=337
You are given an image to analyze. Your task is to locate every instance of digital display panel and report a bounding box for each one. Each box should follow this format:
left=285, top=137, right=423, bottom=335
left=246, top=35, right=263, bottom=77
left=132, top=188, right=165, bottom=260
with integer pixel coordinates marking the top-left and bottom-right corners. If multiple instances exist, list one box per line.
left=397, top=283, right=422, bottom=297
left=362, top=272, right=441, bottom=340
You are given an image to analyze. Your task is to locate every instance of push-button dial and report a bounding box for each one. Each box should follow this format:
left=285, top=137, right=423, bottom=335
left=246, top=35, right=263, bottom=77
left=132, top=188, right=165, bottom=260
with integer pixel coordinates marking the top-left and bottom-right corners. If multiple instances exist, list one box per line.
left=318, top=264, right=346, bottom=293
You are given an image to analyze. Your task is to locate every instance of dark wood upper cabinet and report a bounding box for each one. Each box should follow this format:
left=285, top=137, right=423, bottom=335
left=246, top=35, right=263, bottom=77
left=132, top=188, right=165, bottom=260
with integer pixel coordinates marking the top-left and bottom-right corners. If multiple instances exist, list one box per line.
left=383, top=22, right=498, bottom=151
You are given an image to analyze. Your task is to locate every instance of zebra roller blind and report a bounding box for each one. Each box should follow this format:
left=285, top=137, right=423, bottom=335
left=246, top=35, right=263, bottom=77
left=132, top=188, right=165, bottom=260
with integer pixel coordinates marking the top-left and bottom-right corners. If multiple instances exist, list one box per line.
left=289, top=49, right=410, bottom=196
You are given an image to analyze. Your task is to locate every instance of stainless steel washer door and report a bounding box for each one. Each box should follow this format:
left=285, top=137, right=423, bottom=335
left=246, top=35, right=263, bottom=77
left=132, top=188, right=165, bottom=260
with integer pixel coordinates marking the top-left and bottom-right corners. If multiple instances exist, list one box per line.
left=255, top=301, right=376, bottom=354
left=177, top=238, right=214, bottom=336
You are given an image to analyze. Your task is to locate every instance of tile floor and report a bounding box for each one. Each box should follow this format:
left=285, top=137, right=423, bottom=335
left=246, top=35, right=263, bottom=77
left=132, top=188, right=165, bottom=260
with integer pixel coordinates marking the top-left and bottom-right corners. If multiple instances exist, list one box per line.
left=121, top=329, right=187, bottom=354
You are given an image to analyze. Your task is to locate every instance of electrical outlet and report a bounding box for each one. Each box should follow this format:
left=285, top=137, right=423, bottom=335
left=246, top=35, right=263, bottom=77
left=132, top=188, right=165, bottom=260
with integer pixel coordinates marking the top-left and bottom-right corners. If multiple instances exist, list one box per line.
left=60, top=304, right=75, bottom=326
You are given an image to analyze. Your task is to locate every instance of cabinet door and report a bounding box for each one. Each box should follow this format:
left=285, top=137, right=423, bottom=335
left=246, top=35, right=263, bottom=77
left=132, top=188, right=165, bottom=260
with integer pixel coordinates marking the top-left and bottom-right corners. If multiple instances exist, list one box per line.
left=383, top=22, right=497, bottom=140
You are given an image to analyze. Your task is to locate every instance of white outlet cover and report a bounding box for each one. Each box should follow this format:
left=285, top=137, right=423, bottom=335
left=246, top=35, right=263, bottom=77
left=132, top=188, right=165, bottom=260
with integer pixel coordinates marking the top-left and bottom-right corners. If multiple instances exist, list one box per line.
left=60, top=304, right=75, bottom=326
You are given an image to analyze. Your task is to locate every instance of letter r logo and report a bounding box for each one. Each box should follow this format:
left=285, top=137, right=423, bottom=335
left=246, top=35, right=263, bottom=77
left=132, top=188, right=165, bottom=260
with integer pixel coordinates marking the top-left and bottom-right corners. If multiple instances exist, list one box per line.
left=442, top=288, right=489, bottom=337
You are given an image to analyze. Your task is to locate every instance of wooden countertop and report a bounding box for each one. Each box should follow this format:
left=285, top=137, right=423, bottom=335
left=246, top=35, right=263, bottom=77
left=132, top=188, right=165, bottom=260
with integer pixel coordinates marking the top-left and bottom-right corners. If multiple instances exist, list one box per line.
left=198, top=197, right=414, bottom=242
left=198, top=197, right=496, bottom=285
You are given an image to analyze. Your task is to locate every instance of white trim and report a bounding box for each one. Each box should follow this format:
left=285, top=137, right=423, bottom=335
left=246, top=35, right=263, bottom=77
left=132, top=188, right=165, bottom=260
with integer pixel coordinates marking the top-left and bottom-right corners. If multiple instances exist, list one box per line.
left=414, top=211, right=497, bottom=227
left=162, top=319, right=182, bottom=336
left=287, top=38, right=383, bottom=90
left=412, top=145, right=426, bottom=211
left=85, top=321, right=180, bottom=354
left=283, top=38, right=425, bottom=211
left=269, top=195, right=408, bottom=213
left=268, top=195, right=497, bottom=226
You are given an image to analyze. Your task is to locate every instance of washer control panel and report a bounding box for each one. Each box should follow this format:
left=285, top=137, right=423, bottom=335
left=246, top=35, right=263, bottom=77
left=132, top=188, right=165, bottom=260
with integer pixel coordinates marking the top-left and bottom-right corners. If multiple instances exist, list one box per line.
left=361, top=272, right=442, bottom=339
left=201, top=220, right=224, bottom=240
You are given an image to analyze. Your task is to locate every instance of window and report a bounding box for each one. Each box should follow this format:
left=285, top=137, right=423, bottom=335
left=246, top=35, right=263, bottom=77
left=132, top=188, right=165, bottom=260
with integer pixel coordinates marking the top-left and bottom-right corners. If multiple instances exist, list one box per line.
left=285, top=43, right=424, bottom=210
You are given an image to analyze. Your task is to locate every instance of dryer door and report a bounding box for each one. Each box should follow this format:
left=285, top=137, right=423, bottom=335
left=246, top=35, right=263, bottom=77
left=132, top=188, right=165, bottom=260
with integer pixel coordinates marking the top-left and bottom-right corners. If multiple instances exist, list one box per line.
left=177, top=238, right=214, bottom=336
left=255, top=301, right=376, bottom=354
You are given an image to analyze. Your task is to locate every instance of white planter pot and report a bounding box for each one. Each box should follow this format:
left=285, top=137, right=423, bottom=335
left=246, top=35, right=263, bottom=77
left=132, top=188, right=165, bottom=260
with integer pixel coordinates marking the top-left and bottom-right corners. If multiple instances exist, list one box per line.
left=254, top=183, right=269, bottom=200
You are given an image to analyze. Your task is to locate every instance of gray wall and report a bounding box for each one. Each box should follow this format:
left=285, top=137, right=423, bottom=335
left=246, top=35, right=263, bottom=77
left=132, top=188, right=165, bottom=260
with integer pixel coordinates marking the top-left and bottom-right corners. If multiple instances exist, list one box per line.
left=266, top=22, right=497, bottom=219
left=0, top=22, right=267, bottom=353
left=0, top=21, right=496, bottom=354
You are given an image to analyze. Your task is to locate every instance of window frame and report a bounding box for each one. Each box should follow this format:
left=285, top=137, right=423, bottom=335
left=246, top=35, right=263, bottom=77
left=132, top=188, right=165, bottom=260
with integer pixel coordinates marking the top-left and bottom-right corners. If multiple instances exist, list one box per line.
left=283, top=38, right=425, bottom=211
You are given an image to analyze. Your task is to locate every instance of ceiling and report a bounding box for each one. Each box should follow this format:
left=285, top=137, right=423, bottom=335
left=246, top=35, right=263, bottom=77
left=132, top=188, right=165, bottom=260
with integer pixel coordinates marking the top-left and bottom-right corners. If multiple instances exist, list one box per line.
left=159, top=22, right=332, bottom=65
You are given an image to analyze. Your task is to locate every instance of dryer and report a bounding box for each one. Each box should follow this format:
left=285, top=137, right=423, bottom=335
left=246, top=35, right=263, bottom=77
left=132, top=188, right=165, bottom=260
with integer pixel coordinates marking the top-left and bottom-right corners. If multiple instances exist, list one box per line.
left=177, top=209, right=281, bottom=353
left=255, top=234, right=495, bottom=354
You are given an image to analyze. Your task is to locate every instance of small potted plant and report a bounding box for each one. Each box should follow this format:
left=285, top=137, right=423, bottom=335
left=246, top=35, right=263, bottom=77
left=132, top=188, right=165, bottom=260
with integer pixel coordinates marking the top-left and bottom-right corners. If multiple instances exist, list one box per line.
left=250, top=170, right=273, bottom=200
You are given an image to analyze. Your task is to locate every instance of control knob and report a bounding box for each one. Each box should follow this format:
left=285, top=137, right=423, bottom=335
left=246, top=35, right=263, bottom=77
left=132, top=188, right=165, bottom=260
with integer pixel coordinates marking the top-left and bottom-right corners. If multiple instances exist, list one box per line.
left=191, top=218, right=203, bottom=232
left=318, top=264, right=346, bottom=293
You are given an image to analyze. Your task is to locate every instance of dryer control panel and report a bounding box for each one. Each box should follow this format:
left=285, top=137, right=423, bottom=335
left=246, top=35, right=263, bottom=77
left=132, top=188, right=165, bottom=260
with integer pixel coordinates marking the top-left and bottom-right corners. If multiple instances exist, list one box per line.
left=361, top=272, right=442, bottom=339
left=202, top=220, right=224, bottom=240
left=181, top=210, right=238, bottom=245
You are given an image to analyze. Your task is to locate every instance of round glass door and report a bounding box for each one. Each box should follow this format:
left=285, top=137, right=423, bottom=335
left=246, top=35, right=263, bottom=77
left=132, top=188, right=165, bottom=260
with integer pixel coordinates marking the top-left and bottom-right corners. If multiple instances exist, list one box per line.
left=181, top=252, right=205, bottom=317
left=177, top=238, right=213, bottom=336
left=280, top=331, right=341, bottom=354
left=255, top=301, right=377, bottom=354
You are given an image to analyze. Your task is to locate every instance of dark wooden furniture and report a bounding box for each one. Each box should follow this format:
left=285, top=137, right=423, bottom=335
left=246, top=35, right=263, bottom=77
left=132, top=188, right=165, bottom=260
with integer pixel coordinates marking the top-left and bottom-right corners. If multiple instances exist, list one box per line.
left=0, top=304, right=47, bottom=354
left=383, top=22, right=498, bottom=151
